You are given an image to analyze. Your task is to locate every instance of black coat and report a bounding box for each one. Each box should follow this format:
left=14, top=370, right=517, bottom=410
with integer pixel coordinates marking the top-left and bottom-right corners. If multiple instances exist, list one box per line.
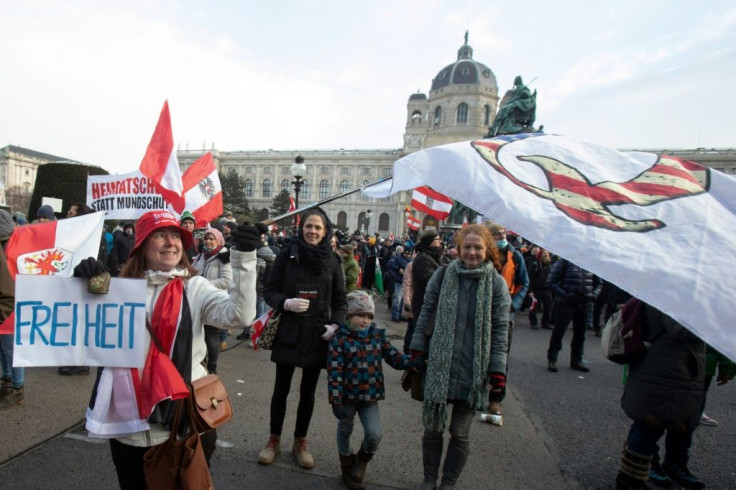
left=546, top=259, right=601, bottom=304
left=621, top=305, right=705, bottom=428
left=111, top=232, right=135, bottom=270
left=411, top=249, right=442, bottom=319
left=264, top=241, right=347, bottom=368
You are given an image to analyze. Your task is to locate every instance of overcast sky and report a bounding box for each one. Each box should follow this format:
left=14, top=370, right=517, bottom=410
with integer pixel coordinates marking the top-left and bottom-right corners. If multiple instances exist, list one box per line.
left=2, top=1, right=734, bottom=174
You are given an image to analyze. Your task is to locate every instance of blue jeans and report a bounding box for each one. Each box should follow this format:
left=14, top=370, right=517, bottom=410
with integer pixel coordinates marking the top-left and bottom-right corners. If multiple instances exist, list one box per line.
left=626, top=420, right=693, bottom=468
left=0, top=334, right=24, bottom=387
left=391, top=282, right=404, bottom=320
left=336, top=402, right=382, bottom=456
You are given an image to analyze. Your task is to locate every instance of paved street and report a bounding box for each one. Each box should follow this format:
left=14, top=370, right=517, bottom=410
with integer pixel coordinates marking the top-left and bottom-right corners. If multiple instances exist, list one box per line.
left=0, top=293, right=733, bottom=489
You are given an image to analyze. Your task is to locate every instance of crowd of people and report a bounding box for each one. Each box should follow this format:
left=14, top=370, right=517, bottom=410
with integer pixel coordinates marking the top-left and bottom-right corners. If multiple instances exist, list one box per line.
left=0, top=204, right=732, bottom=490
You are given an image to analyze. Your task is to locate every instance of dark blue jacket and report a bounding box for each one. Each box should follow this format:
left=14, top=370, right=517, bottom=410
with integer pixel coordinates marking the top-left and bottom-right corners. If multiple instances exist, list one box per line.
left=546, top=259, right=601, bottom=305
left=386, top=254, right=409, bottom=284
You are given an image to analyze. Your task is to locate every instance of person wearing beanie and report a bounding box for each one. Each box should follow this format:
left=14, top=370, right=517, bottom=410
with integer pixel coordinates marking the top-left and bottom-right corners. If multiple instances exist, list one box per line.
left=411, top=230, right=443, bottom=324
left=327, top=290, right=410, bottom=488
left=36, top=204, right=56, bottom=223
left=111, top=221, right=136, bottom=276
left=179, top=211, right=198, bottom=261
left=338, top=244, right=360, bottom=293
left=192, top=227, right=232, bottom=371
left=0, top=210, right=22, bottom=409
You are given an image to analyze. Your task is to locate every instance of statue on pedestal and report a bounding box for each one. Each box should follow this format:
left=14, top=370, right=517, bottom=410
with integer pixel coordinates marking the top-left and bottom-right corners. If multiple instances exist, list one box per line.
left=487, top=75, right=541, bottom=136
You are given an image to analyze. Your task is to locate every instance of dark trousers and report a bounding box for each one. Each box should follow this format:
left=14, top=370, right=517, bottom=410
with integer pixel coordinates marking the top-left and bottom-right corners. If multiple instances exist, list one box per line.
left=626, top=419, right=694, bottom=468
left=204, top=326, right=220, bottom=374
left=547, top=303, right=590, bottom=363
left=109, top=430, right=217, bottom=489
left=403, top=317, right=415, bottom=353
left=529, top=290, right=553, bottom=328
left=269, top=363, right=322, bottom=438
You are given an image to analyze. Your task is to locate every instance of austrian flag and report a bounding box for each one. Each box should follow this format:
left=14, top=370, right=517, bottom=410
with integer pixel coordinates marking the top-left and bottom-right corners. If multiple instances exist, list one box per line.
left=411, top=186, right=453, bottom=220
left=181, top=152, right=223, bottom=227
left=407, top=213, right=420, bottom=231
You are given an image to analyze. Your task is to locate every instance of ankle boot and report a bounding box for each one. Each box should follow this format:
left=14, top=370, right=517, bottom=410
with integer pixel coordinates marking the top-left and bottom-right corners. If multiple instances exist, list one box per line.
left=615, top=444, right=651, bottom=489
left=350, top=447, right=373, bottom=482
left=339, top=454, right=365, bottom=489
left=257, top=434, right=281, bottom=465
left=292, top=437, right=314, bottom=469
left=0, top=377, right=10, bottom=398
left=0, top=386, right=24, bottom=409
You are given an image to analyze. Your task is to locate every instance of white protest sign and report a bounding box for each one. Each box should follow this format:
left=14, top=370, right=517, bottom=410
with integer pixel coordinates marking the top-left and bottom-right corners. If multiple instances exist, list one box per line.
left=13, top=275, right=148, bottom=368
left=86, top=170, right=171, bottom=219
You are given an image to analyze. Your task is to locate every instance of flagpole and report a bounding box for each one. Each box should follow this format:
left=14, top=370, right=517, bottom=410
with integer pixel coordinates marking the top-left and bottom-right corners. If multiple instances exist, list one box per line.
left=263, top=175, right=394, bottom=224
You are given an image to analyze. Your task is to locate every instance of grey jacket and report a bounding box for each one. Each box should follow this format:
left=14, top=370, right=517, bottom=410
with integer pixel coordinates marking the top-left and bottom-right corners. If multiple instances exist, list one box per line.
left=411, top=264, right=510, bottom=401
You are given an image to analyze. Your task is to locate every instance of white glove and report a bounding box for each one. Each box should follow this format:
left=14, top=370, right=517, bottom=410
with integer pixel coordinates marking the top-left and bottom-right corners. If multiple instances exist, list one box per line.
left=284, top=298, right=310, bottom=313
left=322, top=323, right=339, bottom=341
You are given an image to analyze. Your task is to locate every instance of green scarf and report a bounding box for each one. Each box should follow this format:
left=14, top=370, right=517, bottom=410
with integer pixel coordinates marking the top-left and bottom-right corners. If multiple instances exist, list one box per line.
left=422, top=260, right=493, bottom=432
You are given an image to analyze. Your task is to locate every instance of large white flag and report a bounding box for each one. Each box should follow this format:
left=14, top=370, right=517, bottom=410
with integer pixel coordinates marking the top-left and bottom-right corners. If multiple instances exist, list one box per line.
left=365, top=133, right=736, bottom=362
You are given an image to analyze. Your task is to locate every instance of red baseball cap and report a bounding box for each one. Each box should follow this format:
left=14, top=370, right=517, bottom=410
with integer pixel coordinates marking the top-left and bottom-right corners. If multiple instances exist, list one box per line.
left=132, top=210, right=193, bottom=255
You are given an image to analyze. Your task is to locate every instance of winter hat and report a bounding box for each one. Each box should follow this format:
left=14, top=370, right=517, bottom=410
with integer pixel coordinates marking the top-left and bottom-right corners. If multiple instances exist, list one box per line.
left=0, top=210, right=15, bottom=242
left=346, top=290, right=375, bottom=318
left=132, top=210, right=193, bottom=255
left=36, top=204, right=56, bottom=221
left=340, top=244, right=354, bottom=256
left=416, top=230, right=438, bottom=251
left=122, top=221, right=134, bottom=231
left=203, top=227, right=225, bottom=249
left=179, top=211, right=196, bottom=226
left=224, top=221, right=238, bottom=233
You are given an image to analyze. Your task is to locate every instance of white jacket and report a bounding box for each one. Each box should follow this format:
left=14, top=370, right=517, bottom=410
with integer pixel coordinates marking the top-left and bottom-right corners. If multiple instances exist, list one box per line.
left=86, top=249, right=256, bottom=445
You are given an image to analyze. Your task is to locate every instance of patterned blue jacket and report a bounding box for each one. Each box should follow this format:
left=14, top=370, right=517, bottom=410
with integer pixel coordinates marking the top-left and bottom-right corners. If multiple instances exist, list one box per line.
left=327, top=323, right=410, bottom=406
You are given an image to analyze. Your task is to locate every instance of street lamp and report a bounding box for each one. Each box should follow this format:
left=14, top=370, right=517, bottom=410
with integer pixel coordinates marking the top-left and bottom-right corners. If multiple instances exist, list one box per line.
left=365, top=209, right=372, bottom=235
left=291, top=155, right=307, bottom=209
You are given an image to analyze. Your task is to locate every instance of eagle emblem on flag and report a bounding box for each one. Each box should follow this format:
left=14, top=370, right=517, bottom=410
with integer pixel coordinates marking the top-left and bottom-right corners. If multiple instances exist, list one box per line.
left=198, top=177, right=217, bottom=201
left=19, top=248, right=72, bottom=275
left=471, top=136, right=710, bottom=232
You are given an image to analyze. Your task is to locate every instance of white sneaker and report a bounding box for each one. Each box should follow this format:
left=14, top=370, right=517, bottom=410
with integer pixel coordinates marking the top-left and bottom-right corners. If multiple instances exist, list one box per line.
left=700, top=413, right=718, bottom=426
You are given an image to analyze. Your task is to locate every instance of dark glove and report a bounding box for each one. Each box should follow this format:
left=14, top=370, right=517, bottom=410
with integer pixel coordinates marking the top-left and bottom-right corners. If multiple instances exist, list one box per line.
left=231, top=223, right=261, bottom=252
left=73, top=257, right=108, bottom=279
left=489, top=372, right=506, bottom=392
left=332, top=404, right=350, bottom=420
left=254, top=222, right=269, bottom=235
left=410, top=350, right=426, bottom=373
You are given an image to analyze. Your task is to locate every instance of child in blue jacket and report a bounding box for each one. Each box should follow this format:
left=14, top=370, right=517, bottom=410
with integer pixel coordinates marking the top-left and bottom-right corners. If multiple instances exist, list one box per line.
left=327, top=290, right=410, bottom=489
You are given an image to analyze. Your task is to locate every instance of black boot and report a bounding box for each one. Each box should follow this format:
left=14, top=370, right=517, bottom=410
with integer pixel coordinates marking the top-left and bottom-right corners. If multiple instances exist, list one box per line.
left=615, top=444, right=652, bottom=490
left=339, top=454, right=364, bottom=489
left=350, top=447, right=373, bottom=483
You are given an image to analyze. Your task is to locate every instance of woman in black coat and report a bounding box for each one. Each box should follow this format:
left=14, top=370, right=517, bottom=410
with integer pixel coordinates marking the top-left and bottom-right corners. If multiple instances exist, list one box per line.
left=258, top=208, right=347, bottom=469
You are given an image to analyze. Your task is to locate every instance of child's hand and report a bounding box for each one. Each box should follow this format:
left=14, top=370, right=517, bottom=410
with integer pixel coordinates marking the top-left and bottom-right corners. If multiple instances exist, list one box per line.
left=332, top=404, right=350, bottom=420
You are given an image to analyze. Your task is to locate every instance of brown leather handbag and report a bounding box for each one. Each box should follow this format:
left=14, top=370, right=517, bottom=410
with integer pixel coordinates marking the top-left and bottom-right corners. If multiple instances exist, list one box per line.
left=143, top=394, right=214, bottom=490
left=191, top=374, right=233, bottom=432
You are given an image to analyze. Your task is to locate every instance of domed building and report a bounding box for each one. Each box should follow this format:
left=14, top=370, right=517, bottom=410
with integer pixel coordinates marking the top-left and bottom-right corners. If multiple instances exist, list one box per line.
left=177, top=34, right=502, bottom=238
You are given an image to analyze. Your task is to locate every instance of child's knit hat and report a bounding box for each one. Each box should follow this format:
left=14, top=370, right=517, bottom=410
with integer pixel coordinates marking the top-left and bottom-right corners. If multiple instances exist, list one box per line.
left=346, top=290, right=375, bottom=318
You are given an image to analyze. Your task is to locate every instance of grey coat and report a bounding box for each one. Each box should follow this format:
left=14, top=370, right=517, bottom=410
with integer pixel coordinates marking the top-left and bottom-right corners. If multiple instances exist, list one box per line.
left=621, top=305, right=705, bottom=428
left=411, top=263, right=510, bottom=401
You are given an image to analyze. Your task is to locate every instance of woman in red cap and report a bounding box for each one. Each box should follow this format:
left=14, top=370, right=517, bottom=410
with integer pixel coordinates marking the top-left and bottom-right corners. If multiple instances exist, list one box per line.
left=77, top=210, right=261, bottom=489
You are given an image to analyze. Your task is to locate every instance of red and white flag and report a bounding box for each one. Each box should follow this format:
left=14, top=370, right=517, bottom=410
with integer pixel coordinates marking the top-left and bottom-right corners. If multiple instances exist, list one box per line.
left=462, top=215, right=469, bottom=228
left=364, top=133, right=736, bottom=362
left=0, top=212, right=105, bottom=334
left=407, top=213, right=420, bottom=231
left=181, top=152, right=222, bottom=227
left=138, top=101, right=185, bottom=213
left=288, top=195, right=300, bottom=227
left=250, top=308, right=274, bottom=350
left=411, top=186, right=453, bottom=220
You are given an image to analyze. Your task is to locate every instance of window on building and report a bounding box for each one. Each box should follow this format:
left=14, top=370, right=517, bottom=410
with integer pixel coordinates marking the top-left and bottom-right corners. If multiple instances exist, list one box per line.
left=382, top=167, right=392, bottom=176
left=339, top=180, right=351, bottom=193
left=262, top=179, right=272, bottom=198
left=341, top=167, right=350, bottom=175
left=301, top=180, right=310, bottom=200
left=484, top=104, right=492, bottom=126
left=280, top=179, right=290, bottom=192
left=244, top=179, right=253, bottom=197
left=263, top=167, right=272, bottom=174
left=412, top=110, right=422, bottom=127
left=362, top=168, right=371, bottom=175
left=25, top=169, right=30, bottom=176
left=319, top=179, right=330, bottom=199
left=246, top=166, right=254, bottom=174
left=337, top=211, right=347, bottom=229
left=321, top=166, right=330, bottom=175
left=361, top=180, right=370, bottom=201
left=456, top=102, right=469, bottom=124
left=378, top=213, right=389, bottom=232
left=433, top=106, right=442, bottom=127
left=461, top=67, right=470, bottom=76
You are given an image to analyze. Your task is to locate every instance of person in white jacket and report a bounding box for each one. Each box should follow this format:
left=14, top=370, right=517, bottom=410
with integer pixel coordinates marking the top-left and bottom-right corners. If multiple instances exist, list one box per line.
left=79, top=210, right=260, bottom=489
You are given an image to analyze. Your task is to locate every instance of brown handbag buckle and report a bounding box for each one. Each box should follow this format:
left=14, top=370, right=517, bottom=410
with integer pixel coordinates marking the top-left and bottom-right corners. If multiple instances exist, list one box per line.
left=211, top=397, right=219, bottom=409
